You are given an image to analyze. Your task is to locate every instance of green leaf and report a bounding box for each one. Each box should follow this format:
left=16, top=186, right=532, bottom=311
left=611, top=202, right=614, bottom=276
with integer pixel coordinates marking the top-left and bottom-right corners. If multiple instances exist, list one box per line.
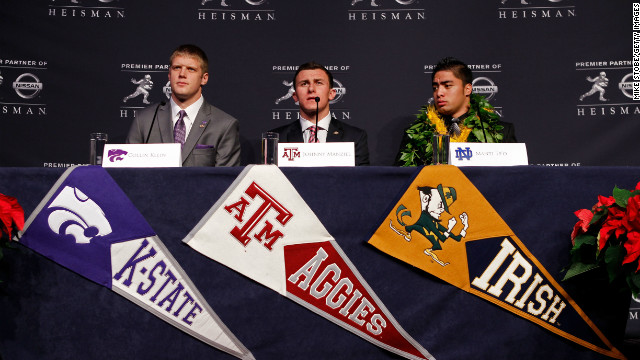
left=572, top=234, right=597, bottom=251
left=613, top=186, right=632, bottom=208
left=590, top=207, right=607, bottom=224
left=627, top=272, right=640, bottom=298
left=563, top=261, right=599, bottom=280
left=604, top=245, right=625, bottom=283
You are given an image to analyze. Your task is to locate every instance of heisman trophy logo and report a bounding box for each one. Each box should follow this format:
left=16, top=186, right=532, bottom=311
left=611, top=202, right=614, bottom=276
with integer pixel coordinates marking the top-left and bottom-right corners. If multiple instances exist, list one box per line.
left=123, top=74, right=153, bottom=104
left=47, top=186, right=112, bottom=244
left=579, top=72, right=609, bottom=102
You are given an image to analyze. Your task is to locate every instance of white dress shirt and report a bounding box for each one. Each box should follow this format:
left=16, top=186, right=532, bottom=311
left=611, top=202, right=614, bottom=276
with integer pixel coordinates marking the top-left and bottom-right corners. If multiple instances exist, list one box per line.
left=299, top=113, right=331, bottom=143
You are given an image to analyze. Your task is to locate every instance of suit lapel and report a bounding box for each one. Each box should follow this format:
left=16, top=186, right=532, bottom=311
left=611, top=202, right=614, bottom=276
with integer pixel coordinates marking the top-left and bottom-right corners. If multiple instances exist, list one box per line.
left=326, top=119, right=344, bottom=142
left=182, top=101, right=211, bottom=163
left=286, top=121, right=304, bottom=142
left=158, top=103, right=173, bottom=143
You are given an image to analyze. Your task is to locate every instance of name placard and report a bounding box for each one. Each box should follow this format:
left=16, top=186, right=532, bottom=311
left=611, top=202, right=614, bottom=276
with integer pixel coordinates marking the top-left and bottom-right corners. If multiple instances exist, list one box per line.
left=449, top=143, right=528, bottom=167
left=102, top=143, right=182, bottom=168
left=277, top=142, right=355, bottom=167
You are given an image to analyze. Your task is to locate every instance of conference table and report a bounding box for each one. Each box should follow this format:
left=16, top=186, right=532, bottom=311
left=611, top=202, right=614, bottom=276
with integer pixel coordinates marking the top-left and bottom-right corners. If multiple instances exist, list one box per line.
left=0, top=165, right=637, bottom=360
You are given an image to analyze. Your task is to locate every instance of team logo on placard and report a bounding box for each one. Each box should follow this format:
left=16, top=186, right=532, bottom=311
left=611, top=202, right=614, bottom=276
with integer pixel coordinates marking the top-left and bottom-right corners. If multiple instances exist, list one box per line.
left=498, top=0, right=576, bottom=19
left=455, top=147, right=473, bottom=161
left=282, top=147, right=301, bottom=161
left=48, top=0, right=125, bottom=19
left=0, top=59, right=48, bottom=117
left=348, top=0, right=426, bottom=21
left=197, top=0, right=275, bottom=21
left=108, top=149, right=128, bottom=162
left=576, top=60, right=639, bottom=117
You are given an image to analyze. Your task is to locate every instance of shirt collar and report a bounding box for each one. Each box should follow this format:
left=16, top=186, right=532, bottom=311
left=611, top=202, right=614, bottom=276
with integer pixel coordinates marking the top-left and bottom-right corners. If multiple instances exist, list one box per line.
left=299, top=112, right=332, bottom=131
left=170, top=95, right=204, bottom=125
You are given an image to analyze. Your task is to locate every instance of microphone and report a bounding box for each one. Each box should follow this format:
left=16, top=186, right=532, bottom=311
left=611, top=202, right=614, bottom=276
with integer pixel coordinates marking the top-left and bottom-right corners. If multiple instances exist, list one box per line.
left=314, top=97, right=320, bottom=142
left=145, top=101, right=166, bottom=144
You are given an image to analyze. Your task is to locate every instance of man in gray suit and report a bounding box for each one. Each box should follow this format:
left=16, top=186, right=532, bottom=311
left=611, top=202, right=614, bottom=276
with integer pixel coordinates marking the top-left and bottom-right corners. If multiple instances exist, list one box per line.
left=126, top=44, right=240, bottom=167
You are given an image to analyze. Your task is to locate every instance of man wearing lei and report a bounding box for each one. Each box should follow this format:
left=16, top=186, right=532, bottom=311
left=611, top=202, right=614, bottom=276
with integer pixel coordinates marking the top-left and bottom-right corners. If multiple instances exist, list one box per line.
left=396, top=57, right=517, bottom=166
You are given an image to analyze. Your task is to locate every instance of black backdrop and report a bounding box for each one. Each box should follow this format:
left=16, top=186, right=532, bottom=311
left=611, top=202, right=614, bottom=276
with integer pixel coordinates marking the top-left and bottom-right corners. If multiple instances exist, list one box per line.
left=1, top=0, right=638, bottom=167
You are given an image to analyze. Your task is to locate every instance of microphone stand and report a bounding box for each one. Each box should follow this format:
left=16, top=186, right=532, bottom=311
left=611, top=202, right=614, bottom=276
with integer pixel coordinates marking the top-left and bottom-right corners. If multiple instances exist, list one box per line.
left=145, top=101, right=165, bottom=144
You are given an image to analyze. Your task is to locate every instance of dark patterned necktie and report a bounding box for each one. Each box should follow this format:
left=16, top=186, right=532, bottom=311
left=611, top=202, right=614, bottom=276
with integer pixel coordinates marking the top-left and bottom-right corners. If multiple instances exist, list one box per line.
left=174, top=110, right=187, bottom=147
left=449, top=117, right=461, bottom=137
left=308, top=125, right=323, bottom=143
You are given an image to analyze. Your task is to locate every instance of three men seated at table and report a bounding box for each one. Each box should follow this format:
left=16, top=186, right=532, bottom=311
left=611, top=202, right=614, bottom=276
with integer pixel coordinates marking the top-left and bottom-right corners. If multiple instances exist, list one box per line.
left=126, top=46, right=514, bottom=167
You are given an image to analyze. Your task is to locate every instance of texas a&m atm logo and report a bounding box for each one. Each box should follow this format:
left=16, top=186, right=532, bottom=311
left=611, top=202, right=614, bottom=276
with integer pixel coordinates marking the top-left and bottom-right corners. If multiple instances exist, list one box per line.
left=282, top=147, right=301, bottom=162
left=224, top=181, right=293, bottom=250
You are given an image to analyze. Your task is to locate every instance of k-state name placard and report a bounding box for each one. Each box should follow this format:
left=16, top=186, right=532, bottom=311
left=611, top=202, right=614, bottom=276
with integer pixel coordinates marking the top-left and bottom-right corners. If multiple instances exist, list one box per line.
left=449, top=143, right=528, bottom=167
left=278, top=142, right=355, bottom=167
left=102, top=143, right=181, bottom=168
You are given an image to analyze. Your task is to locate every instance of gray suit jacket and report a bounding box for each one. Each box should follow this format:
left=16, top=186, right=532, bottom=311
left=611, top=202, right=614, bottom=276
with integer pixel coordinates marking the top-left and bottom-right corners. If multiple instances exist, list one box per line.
left=126, top=100, right=240, bottom=167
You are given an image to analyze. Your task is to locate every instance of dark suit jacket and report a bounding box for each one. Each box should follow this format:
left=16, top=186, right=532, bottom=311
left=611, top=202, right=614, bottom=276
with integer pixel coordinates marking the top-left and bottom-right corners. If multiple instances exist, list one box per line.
left=126, top=100, right=240, bottom=167
left=499, top=121, right=517, bottom=143
left=269, top=118, right=370, bottom=166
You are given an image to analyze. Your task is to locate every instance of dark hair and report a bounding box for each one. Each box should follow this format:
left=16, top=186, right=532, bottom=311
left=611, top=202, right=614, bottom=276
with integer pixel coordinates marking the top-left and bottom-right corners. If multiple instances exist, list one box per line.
left=293, top=61, right=334, bottom=88
left=432, top=57, right=472, bottom=85
left=170, top=44, right=209, bottom=74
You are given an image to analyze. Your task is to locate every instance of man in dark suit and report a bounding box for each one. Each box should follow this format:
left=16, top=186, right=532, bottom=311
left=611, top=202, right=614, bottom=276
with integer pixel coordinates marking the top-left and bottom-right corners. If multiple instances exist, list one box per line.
left=126, top=44, right=240, bottom=167
left=268, top=62, right=370, bottom=166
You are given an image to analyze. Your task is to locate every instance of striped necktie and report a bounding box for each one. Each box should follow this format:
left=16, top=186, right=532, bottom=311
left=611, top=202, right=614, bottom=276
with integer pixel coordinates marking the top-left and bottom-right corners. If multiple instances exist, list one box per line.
left=174, top=110, right=187, bottom=147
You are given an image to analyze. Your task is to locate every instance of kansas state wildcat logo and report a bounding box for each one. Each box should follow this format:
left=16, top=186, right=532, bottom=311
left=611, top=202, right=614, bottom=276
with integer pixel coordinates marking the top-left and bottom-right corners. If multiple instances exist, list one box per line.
left=47, top=186, right=112, bottom=244
left=108, top=149, right=128, bottom=162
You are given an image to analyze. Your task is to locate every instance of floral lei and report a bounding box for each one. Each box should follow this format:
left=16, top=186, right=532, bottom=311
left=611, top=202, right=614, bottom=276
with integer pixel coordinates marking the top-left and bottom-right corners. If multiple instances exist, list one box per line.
left=397, top=93, right=504, bottom=167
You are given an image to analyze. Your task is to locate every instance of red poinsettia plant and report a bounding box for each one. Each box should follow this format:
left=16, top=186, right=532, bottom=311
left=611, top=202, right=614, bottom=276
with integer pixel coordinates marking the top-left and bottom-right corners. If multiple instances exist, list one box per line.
left=0, top=193, right=24, bottom=265
left=564, top=182, right=640, bottom=296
